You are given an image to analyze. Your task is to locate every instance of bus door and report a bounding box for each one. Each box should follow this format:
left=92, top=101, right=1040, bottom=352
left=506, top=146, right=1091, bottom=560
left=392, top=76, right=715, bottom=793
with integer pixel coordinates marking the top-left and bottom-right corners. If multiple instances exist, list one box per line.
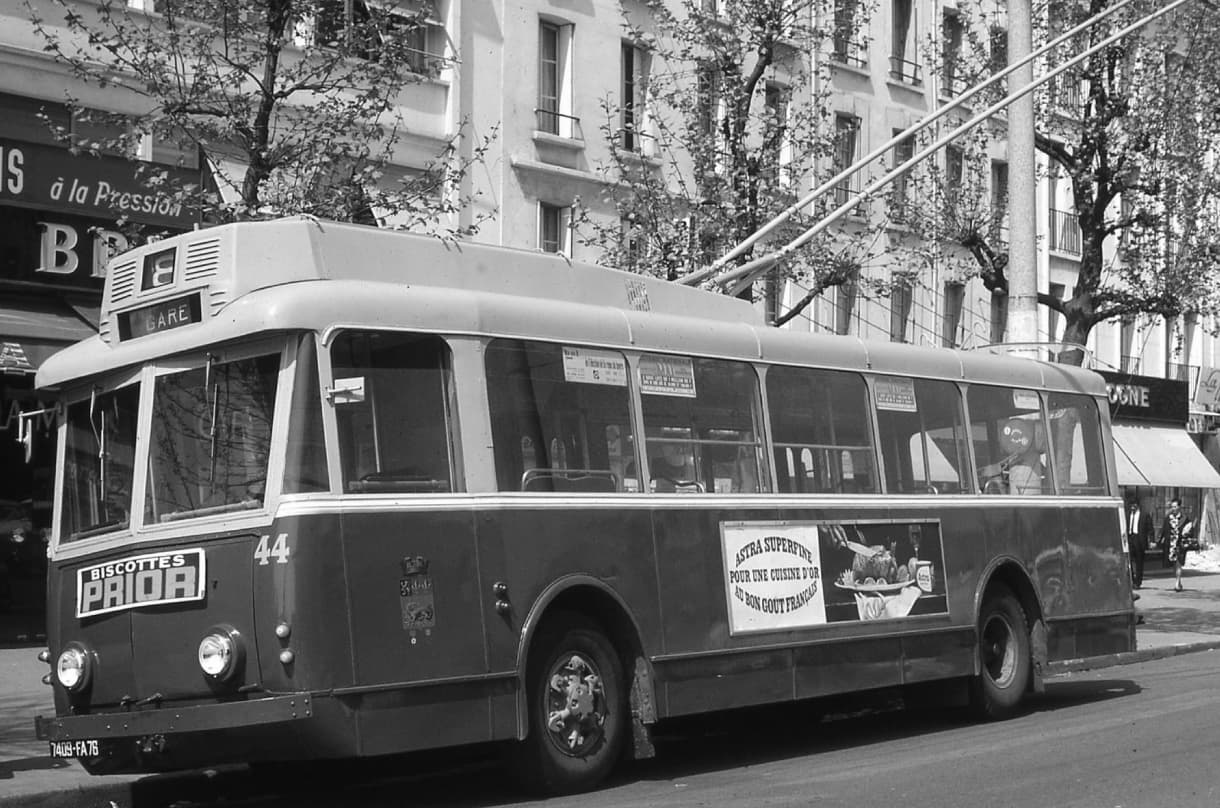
left=327, top=331, right=487, bottom=691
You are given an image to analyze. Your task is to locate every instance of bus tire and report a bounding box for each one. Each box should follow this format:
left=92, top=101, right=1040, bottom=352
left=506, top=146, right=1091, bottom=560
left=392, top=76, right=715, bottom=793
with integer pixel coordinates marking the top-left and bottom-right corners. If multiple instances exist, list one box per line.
left=970, top=586, right=1030, bottom=720
left=514, top=613, right=627, bottom=795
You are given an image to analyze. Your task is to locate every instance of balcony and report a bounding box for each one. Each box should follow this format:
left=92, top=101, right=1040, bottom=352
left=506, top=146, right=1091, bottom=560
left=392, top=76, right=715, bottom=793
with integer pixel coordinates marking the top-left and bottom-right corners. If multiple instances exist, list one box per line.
left=1048, top=208, right=1082, bottom=256
left=535, top=108, right=583, bottom=141
left=889, top=55, right=922, bottom=86
left=832, top=37, right=868, bottom=69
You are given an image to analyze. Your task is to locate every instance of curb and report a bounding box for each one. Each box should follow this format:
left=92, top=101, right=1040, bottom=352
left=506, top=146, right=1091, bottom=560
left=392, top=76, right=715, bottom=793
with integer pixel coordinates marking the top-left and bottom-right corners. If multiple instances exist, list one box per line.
left=0, top=782, right=134, bottom=808
left=1047, top=638, right=1220, bottom=675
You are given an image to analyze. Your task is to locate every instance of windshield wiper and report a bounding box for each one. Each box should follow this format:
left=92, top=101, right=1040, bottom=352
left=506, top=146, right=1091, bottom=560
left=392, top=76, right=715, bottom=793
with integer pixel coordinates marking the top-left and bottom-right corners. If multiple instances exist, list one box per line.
left=158, top=498, right=261, bottom=523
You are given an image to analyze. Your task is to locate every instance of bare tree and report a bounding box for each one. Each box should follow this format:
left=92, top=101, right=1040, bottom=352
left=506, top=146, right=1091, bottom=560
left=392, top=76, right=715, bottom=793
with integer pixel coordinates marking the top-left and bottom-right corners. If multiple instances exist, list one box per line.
left=27, top=0, right=495, bottom=236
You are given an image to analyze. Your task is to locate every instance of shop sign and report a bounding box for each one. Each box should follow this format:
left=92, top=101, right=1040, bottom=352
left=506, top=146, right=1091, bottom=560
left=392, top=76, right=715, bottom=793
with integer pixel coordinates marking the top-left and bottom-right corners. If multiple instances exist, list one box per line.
left=1099, top=370, right=1188, bottom=425
left=0, top=137, right=197, bottom=229
left=1195, top=366, right=1220, bottom=409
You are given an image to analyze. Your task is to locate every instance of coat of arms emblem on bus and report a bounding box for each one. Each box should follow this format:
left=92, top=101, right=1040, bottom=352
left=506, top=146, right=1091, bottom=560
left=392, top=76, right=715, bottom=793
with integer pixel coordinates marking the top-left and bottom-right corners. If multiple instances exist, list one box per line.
left=399, top=555, right=436, bottom=635
left=720, top=521, right=947, bottom=633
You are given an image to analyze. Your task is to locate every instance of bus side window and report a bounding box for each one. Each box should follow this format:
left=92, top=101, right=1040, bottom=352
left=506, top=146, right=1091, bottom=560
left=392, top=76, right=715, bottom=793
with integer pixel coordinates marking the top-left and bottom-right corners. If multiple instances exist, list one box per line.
left=874, top=378, right=969, bottom=495
left=967, top=385, right=1050, bottom=496
left=1045, top=393, right=1107, bottom=495
left=638, top=355, right=766, bottom=494
left=767, top=366, right=875, bottom=494
left=331, top=331, right=455, bottom=494
left=485, top=340, right=632, bottom=493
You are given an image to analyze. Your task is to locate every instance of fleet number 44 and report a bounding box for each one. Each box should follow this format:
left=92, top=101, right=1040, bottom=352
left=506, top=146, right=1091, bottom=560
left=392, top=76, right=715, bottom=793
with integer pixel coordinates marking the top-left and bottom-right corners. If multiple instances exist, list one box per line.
left=255, top=533, right=291, bottom=565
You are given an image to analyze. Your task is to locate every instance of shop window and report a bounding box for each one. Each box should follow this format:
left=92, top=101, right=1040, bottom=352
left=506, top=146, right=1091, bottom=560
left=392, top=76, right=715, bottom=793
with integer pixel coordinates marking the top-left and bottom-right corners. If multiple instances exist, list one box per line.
left=331, top=331, right=455, bottom=494
left=968, top=384, right=1051, bottom=495
left=485, top=339, right=633, bottom=493
left=638, top=355, right=764, bottom=494
left=768, top=366, right=876, bottom=494
left=875, top=377, right=970, bottom=494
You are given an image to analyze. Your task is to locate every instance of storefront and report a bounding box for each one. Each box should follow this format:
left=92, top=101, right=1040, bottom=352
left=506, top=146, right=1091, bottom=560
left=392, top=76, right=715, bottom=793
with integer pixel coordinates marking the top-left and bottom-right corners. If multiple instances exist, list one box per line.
left=0, top=134, right=197, bottom=641
left=1101, top=370, right=1220, bottom=553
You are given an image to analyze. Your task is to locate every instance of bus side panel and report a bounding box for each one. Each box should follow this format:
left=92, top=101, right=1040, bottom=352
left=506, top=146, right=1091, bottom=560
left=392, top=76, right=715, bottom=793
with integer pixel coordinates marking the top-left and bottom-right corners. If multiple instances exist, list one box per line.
left=255, top=514, right=356, bottom=695
left=475, top=505, right=662, bottom=728
left=652, top=505, right=800, bottom=716
left=979, top=505, right=1067, bottom=614
left=1055, top=504, right=1134, bottom=659
left=340, top=508, right=491, bottom=755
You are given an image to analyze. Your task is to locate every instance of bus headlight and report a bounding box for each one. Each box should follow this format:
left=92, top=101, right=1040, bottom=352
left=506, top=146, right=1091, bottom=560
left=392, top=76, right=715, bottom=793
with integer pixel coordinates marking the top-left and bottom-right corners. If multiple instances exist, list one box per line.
left=56, top=643, right=92, bottom=692
left=198, top=626, right=244, bottom=681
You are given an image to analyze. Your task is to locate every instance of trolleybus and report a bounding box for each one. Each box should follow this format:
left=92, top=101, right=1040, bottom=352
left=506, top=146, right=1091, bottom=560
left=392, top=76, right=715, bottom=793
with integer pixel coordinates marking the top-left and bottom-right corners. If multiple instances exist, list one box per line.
left=34, top=217, right=1134, bottom=793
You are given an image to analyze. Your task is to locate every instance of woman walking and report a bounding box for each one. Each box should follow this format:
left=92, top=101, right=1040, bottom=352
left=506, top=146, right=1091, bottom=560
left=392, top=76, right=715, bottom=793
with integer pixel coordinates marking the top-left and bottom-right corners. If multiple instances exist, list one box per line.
left=1160, top=498, right=1195, bottom=592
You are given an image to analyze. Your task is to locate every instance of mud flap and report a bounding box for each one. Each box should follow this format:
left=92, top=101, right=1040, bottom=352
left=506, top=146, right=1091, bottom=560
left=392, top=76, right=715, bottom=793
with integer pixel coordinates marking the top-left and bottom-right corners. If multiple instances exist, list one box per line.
left=629, top=657, right=656, bottom=760
left=1030, top=618, right=1047, bottom=694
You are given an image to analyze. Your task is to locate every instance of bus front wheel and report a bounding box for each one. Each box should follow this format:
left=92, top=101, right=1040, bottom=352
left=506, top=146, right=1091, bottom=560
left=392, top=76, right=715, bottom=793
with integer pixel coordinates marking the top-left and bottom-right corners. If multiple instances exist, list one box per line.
left=515, top=613, right=626, bottom=794
left=969, top=586, right=1030, bottom=720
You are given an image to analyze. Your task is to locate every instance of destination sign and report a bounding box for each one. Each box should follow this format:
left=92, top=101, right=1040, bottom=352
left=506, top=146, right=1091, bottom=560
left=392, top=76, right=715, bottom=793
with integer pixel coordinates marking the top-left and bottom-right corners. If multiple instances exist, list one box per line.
left=76, top=548, right=206, bottom=618
left=117, top=293, right=202, bottom=341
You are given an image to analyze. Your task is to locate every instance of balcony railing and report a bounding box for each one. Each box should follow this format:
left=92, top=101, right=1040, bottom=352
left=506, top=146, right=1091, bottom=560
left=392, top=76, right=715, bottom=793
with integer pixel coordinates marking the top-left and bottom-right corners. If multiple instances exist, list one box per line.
left=832, top=37, right=868, bottom=69
left=1050, top=71, right=1083, bottom=114
left=1048, top=208, right=1082, bottom=256
left=616, top=127, right=659, bottom=158
left=889, top=55, right=922, bottom=86
left=535, top=108, right=583, bottom=139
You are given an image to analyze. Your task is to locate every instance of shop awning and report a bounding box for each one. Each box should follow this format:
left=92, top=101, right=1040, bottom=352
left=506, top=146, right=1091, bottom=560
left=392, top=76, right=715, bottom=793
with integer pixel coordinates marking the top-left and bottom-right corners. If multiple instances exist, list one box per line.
left=0, top=300, right=98, bottom=375
left=1112, top=423, right=1220, bottom=489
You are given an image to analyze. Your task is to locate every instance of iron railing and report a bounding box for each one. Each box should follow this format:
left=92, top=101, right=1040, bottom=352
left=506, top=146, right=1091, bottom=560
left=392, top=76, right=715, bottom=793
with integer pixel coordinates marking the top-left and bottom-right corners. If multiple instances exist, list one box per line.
left=1048, top=208, right=1082, bottom=255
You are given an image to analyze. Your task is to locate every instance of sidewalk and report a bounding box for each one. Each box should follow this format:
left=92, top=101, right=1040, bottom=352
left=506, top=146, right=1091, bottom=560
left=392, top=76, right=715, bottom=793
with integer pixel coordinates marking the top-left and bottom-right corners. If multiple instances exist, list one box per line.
left=4, top=563, right=1220, bottom=807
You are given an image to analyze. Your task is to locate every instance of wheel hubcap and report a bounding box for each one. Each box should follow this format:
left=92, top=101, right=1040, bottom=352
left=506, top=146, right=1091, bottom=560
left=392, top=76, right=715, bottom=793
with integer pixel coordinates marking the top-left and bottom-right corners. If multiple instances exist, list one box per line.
left=982, top=613, right=1017, bottom=687
left=544, top=652, right=607, bottom=757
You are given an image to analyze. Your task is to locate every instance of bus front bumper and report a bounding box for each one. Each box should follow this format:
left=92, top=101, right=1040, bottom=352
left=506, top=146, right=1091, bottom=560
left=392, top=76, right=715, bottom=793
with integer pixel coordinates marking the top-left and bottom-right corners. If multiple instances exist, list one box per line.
left=36, top=693, right=313, bottom=743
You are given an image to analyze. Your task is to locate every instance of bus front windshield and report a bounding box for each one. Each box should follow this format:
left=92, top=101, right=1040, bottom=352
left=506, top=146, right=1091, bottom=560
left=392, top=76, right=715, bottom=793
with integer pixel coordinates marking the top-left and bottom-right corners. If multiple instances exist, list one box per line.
left=145, top=353, right=280, bottom=523
left=62, top=385, right=141, bottom=541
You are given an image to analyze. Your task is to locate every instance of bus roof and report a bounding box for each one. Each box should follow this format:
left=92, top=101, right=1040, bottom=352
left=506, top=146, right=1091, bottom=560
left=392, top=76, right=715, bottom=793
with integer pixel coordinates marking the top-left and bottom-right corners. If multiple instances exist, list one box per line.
left=36, top=217, right=1106, bottom=399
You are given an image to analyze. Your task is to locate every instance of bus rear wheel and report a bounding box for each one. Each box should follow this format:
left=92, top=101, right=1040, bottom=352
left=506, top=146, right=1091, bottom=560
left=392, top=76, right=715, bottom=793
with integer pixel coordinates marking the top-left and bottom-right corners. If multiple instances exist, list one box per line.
left=515, top=613, right=626, bottom=794
left=969, top=586, right=1030, bottom=720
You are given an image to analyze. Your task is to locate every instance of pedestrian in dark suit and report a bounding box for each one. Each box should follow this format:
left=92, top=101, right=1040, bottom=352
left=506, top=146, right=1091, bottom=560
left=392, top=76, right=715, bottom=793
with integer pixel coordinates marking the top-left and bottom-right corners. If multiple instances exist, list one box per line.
left=1125, top=494, right=1153, bottom=589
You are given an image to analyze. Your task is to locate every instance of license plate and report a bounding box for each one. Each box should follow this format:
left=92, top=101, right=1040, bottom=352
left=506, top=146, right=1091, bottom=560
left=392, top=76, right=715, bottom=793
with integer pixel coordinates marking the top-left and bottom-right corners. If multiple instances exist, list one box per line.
left=49, top=739, right=100, bottom=758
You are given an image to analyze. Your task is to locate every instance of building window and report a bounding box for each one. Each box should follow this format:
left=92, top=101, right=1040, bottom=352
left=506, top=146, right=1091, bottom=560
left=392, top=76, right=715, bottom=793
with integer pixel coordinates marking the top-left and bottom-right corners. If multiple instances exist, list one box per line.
left=941, top=11, right=963, bottom=95
left=832, top=114, right=861, bottom=209
left=1120, top=317, right=1138, bottom=372
left=988, top=25, right=1008, bottom=91
left=890, top=130, right=914, bottom=221
left=537, top=21, right=576, bottom=138
left=990, top=293, right=1008, bottom=344
left=890, top=0, right=920, bottom=84
left=945, top=144, right=964, bottom=207
left=832, top=0, right=866, bottom=67
left=835, top=272, right=858, bottom=336
left=764, top=83, right=791, bottom=186
left=990, top=160, right=1009, bottom=244
left=890, top=281, right=914, bottom=343
left=621, top=43, right=650, bottom=153
left=942, top=282, right=965, bottom=347
left=539, top=203, right=571, bottom=255
left=1047, top=282, right=1065, bottom=342
left=304, top=0, right=444, bottom=70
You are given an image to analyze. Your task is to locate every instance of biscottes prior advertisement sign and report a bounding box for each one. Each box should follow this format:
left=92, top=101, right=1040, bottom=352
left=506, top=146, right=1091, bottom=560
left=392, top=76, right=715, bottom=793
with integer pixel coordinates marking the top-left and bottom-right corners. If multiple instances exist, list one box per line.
left=721, top=520, right=948, bottom=634
left=76, top=549, right=206, bottom=618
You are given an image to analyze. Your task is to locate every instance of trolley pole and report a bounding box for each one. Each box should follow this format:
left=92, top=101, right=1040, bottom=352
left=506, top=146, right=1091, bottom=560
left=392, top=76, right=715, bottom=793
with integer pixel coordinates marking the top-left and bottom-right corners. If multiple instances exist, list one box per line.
left=1006, top=0, right=1039, bottom=349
